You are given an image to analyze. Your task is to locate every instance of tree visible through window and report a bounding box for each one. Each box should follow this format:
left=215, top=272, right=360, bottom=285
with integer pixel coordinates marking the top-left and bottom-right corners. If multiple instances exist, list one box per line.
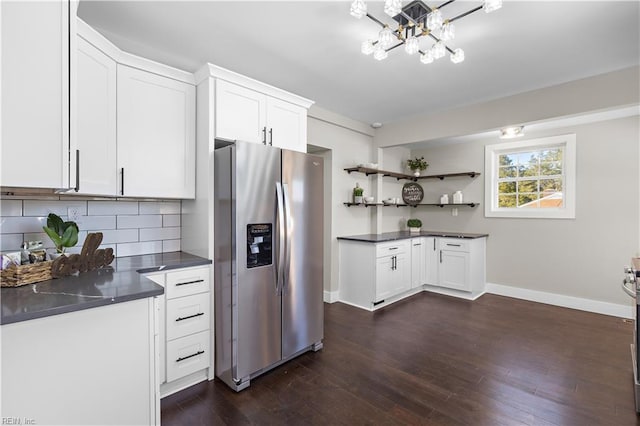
left=485, top=134, right=576, bottom=219
left=497, top=147, right=564, bottom=209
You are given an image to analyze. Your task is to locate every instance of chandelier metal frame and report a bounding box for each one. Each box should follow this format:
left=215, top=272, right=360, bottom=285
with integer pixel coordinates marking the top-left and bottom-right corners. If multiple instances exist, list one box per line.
left=351, top=0, right=502, bottom=64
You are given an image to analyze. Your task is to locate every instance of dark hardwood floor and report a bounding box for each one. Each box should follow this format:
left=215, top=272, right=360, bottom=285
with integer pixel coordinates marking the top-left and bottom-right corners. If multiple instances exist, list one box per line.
left=161, top=293, right=640, bottom=425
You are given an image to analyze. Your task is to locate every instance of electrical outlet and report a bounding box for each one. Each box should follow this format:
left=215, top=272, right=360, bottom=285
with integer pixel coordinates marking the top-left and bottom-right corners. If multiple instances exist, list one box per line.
left=452, top=208, right=458, bottom=217
left=68, top=207, right=80, bottom=222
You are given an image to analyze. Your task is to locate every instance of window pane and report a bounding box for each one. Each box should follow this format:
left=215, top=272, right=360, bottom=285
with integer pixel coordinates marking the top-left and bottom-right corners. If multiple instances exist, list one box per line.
left=540, top=161, right=562, bottom=176
left=517, top=180, right=538, bottom=193
left=499, top=166, right=517, bottom=178
left=498, top=182, right=516, bottom=193
left=518, top=193, right=538, bottom=207
left=540, top=178, right=562, bottom=192
left=498, top=194, right=516, bottom=207
left=499, top=154, right=515, bottom=166
left=520, top=160, right=539, bottom=177
left=541, top=148, right=562, bottom=162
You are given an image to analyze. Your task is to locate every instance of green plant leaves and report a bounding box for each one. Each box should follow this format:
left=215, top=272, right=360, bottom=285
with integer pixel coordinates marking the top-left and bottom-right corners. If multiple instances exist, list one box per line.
left=42, top=213, right=79, bottom=252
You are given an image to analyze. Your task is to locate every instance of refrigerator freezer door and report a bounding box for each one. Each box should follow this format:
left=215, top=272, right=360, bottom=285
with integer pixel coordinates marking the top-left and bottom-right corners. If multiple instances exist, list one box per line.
left=233, top=142, right=282, bottom=381
left=281, top=150, right=324, bottom=358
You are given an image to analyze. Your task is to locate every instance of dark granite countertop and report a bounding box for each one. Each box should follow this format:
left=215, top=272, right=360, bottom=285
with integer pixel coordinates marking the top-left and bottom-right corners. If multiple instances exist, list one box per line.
left=337, top=231, right=489, bottom=243
left=1, top=251, right=211, bottom=325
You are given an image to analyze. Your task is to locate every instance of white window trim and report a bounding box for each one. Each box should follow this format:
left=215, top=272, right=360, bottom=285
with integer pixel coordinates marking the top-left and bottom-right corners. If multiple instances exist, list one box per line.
left=484, top=134, right=576, bottom=219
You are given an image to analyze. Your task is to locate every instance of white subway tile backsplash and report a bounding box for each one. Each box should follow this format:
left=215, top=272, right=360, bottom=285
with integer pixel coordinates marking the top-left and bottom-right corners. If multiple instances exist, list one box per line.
left=139, top=227, right=180, bottom=242
left=1, top=200, right=22, bottom=217
left=0, top=234, right=24, bottom=251
left=163, top=239, right=181, bottom=253
left=88, top=201, right=138, bottom=216
left=117, top=241, right=163, bottom=257
left=163, top=214, right=180, bottom=227
left=0, top=217, right=47, bottom=234
left=100, top=229, right=139, bottom=244
left=23, top=200, right=88, bottom=217
left=80, top=216, right=117, bottom=231
left=1, top=198, right=181, bottom=258
left=117, top=215, right=162, bottom=229
left=139, top=201, right=180, bottom=215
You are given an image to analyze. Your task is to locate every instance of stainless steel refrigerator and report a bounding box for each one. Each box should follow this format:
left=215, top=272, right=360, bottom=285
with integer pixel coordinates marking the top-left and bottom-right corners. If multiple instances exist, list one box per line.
left=213, top=140, right=324, bottom=392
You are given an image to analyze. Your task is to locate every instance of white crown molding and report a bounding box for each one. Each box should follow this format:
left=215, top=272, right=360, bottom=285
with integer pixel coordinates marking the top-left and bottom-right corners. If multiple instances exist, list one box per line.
left=195, top=63, right=313, bottom=109
left=486, top=282, right=634, bottom=319
left=77, top=18, right=195, bottom=85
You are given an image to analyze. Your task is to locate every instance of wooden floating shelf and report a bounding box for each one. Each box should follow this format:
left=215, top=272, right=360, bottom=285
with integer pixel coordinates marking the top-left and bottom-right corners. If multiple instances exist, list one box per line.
left=344, top=166, right=481, bottom=181
left=344, top=202, right=479, bottom=208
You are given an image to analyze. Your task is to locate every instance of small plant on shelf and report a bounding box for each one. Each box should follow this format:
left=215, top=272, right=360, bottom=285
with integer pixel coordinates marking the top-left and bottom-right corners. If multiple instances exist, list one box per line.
left=407, top=157, right=428, bottom=177
left=42, top=213, right=79, bottom=254
left=353, top=183, right=364, bottom=204
left=407, top=218, right=422, bottom=233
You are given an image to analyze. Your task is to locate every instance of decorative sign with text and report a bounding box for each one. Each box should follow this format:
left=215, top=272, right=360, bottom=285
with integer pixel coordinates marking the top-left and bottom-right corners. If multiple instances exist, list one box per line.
left=402, top=182, right=424, bottom=206
left=51, top=232, right=115, bottom=278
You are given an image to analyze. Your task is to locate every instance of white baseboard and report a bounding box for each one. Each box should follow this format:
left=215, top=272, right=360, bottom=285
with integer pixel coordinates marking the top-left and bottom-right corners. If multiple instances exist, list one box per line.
left=323, top=290, right=339, bottom=304
left=486, top=282, right=634, bottom=319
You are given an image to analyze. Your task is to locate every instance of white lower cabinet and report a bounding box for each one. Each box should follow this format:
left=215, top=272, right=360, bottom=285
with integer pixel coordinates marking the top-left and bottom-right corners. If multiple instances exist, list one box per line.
left=145, top=265, right=212, bottom=397
left=1, top=298, right=159, bottom=425
left=432, top=237, right=486, bottom=297
left=339, top=239, right=411, bottom=310
left=411, top=237, right=425, bottom=289
left=339, top=236, right=486, bottom=310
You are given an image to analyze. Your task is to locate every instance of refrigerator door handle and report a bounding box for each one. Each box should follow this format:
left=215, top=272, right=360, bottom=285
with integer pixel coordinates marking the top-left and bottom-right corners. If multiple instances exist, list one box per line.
left=275, top=182, right=286, bottom=294
left=282, top=183, right=292, bottom=294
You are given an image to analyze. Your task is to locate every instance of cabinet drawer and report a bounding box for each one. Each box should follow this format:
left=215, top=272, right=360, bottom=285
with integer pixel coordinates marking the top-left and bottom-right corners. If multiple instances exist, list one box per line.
left=376, top=240, right=408, bottom=257
left=166, top=330, right=210, bottom=382
left=165, top=267, right=210, bottom=299
left=439, top=238, right=469, bottom=252
left=166, top=293, right=210, bottom=341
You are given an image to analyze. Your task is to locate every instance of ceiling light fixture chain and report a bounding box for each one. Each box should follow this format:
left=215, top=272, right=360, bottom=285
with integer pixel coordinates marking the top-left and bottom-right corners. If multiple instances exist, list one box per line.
left=350, top=0, right=502, bottom=65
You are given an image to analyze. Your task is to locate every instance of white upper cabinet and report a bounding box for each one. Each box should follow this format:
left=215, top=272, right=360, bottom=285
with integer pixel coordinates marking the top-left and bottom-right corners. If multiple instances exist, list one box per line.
left=215, top=80, right=267, bottom=144
left=204, top=65, right=313, bottom=153
left=1, top=0, right=77, bottom=189
left=76, top=36, right=117, bottom=196
left=265, top=97, right=307, bottom=152
left=117, top=65, right=196, bottom=199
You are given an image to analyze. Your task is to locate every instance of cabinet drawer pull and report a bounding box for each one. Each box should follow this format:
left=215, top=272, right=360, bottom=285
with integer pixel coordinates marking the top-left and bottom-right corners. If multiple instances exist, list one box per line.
left=262, top=127, right=267, bottom=145
left=269, top=128, right=273, bottom=146
left=440, top=250, right=442, bottom=263
left=388, top=247, right=398, bottom=251
left=413, top=243, right=421, bottom=246
left=446, top=244, right=462, bottom=247
left=176, top=350, right=205, bottom=363
left=433, top=239, right=436, bottom=250
left=121, top=167, right=125, bottom=195
left=74, top=150, right=80, bottom=192
left=175, top=312, right=205, bottom=322
left=175, top=279, right=204, bottom=287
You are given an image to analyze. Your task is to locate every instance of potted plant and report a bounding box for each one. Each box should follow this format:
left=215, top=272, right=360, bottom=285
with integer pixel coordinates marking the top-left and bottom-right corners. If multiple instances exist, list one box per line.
left=407, top=156, right=428, bottom=177
left=42, top=213, right=79, bottom=257
left=407, top=218, right=422, bottom=233
left=353, top=183, right=364, bottom=204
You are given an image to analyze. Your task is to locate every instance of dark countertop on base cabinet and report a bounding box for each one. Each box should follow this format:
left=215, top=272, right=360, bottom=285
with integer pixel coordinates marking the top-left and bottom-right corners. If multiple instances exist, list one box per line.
left=1, top=251, right=211, bottom=325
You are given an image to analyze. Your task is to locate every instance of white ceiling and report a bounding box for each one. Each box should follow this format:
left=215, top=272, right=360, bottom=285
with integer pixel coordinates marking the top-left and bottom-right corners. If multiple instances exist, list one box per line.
left=78, top=1, right=640, bottom=126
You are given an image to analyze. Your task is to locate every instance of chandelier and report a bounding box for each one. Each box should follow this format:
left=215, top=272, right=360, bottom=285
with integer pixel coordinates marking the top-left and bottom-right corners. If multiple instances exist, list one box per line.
left=350, top=0, right=502, bottom=64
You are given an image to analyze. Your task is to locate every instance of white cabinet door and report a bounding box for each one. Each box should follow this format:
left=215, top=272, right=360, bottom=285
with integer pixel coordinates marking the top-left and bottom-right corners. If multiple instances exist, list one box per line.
left=76, top=36, right=117, bottom=196
left=375, top=252, right=410, bottom=302
left=424, top=237, right=438, bottom=285
left=266, top=97, right=307, bottom=152
left=439, top=249, right=471, bottom=291
left=1, top=0, right=75, bottom=189
left=215, top=79, right=266, bottom=144
left=411, top=238, right=424, bottom=289
left=117, top=65, right=195, bottom=199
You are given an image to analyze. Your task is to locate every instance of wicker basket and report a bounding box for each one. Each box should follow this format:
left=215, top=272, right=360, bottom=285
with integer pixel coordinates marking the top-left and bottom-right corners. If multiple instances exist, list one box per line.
left=0, top=261, right=54, bottom=287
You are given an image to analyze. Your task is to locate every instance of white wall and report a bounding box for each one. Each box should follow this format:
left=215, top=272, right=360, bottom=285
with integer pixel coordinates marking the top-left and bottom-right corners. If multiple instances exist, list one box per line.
left=379, top=146, right=411, bottom=232
left=410, top=115, right=639, bottom=307
left=307, top=110, right=375, bottom=294
left=375, top=66, right=640, bottom=147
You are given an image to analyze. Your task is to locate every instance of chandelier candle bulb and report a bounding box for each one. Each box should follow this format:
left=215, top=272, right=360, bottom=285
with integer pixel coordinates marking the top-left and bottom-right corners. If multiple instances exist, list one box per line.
left=484, top=0, right=503, bottom=13
left=373, top=46, right=388, bottom=61
left=427, top=8, right=443, bottom=31
left=361, top=40, right=375, bottom=55
left=405, top=36, right=419, bottom=55
left=350, top=0, right=367, bottom=19
left=450, top=48, right=465, bottom=64
left=433, top=41, right=446, bottom=59
left=440, top=21, right=455, bottom=41
left=384, top=0, right=402, bottom=17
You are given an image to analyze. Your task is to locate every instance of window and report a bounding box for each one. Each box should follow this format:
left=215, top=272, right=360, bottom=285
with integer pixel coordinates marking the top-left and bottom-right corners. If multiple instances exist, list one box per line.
left=485, top=134, right=576, bottom=219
